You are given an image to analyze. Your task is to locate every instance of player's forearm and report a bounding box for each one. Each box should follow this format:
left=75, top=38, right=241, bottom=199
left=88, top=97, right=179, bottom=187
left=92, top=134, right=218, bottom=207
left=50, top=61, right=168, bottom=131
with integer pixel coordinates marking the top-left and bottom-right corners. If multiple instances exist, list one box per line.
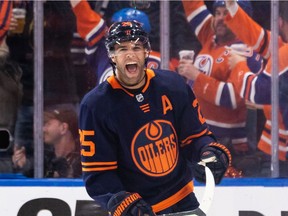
left=192, top=135, right=216, bottom=155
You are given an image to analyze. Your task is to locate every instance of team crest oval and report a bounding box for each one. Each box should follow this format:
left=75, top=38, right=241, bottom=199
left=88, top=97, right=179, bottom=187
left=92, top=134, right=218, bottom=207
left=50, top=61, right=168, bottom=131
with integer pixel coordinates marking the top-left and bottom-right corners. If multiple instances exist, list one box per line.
left=99, top=67, right=113, bottom=84
left=131, top=120, right=178, bottom=177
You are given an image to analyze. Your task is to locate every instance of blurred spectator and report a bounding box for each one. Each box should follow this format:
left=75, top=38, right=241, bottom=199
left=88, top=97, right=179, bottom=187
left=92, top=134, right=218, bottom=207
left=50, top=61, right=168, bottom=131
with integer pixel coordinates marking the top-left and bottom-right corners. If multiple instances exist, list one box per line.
left=0, top=1, right=23, bottom=173
left=13, top=104, right=81, bottom=178
left=70, top=0, right=176, bottom=87
left=43, top=105, right=81, bottom=178
left=7, top=1, right=79, bottom=176
left=0, top=37, right=23, bottom=171
left=225, top=0, right=288, bottom=177
left=101, top=0, right=201, bottom=59
left=178, top=0, right=264, bottom=177
left=7, top=1, right=34, bottom=166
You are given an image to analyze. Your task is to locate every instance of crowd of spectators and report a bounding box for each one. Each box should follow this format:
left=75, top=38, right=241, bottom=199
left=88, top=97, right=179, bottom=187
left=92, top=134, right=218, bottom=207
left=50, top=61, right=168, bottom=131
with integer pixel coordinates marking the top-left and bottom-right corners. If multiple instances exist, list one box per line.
left=0, top=0, right=283, bottom=180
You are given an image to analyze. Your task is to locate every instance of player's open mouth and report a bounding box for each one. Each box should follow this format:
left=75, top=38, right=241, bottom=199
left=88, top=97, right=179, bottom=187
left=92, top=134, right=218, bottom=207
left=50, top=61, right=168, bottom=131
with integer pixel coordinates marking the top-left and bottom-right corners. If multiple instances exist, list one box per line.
left=126, top=63, right=137, bottom=73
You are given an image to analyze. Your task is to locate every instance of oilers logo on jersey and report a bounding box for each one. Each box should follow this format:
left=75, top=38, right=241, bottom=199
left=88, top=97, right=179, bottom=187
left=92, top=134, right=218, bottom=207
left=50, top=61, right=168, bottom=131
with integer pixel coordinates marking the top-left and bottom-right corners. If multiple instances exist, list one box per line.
left=194, top=54, right=213, bottom=76
left=99, top=67, right=114, bottom=84
left=131, top=120, right=178, bottom=177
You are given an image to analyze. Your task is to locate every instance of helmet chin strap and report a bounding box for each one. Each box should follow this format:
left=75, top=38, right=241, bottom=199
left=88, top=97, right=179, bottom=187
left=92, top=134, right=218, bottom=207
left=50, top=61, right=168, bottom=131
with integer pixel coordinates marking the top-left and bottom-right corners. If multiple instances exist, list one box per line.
left=110, top=61, right=117, bottom=77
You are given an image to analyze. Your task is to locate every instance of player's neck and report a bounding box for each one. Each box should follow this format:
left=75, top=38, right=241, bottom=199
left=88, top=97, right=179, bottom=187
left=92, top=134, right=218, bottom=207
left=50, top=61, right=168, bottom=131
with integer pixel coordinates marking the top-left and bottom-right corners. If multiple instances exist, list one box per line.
left=116, top=72, right=146, bottom=90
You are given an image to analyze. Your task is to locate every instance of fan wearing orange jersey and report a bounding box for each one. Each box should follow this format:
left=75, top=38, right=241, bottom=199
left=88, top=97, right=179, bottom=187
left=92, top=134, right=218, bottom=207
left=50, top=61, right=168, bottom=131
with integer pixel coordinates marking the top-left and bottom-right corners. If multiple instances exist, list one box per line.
left=225, top=0, right=288, bottom=177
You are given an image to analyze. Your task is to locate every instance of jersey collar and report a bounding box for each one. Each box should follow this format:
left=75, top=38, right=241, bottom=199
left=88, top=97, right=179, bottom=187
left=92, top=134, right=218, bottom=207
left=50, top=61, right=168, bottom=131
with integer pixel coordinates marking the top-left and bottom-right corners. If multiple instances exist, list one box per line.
left=107, top=69, right=155, bottom=96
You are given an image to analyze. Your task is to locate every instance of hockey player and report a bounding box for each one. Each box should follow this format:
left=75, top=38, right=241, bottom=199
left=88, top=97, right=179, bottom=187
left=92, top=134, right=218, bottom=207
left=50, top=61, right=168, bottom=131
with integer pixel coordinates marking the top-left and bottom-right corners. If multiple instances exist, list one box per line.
left=179, top=0, right=263, bottom=177
left=70, top=0, right=175, bottom=86
left=225, top=0, right=288, bottom=176
left=78, top=20, right=231, bottom=215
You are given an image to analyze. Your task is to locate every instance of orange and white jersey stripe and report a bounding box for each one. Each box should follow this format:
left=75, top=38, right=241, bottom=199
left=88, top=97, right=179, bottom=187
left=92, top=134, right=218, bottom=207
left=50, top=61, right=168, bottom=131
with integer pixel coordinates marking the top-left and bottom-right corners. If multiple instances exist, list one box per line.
left=230, top=44, right=288, bottom=161
left=225, top=4, right=284, bottom=60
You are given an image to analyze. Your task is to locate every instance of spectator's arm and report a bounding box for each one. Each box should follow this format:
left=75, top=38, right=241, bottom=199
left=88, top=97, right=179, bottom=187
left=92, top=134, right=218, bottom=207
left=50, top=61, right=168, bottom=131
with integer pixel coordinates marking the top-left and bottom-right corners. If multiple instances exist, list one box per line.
left=224, top=3, right=274, bottom=60
left=0, top=1, right=12, bottom=44
left=70, top=0, right=107, bottom=46
left=182, top=0, right=213, bottom=46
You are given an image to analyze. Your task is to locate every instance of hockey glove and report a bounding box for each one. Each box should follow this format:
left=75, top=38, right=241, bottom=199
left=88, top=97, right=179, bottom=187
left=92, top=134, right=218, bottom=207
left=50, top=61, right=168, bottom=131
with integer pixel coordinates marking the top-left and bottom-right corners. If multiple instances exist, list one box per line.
left=107, top=191, right=156, bottom=216
left=194, top=143, right=231, bottom=185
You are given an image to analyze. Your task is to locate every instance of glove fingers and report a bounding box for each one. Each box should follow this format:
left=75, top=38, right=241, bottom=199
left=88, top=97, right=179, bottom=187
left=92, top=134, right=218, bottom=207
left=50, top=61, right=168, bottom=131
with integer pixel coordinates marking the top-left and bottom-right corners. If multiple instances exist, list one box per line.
left=198, top=143, right=232, bottom=185
left=194, top=164, right=206, bottom=183
left=108, top=192, right=155, bottom=216
left=195, top=162, right=226, bottom=184
left=206, top=161, right=226, bottom=184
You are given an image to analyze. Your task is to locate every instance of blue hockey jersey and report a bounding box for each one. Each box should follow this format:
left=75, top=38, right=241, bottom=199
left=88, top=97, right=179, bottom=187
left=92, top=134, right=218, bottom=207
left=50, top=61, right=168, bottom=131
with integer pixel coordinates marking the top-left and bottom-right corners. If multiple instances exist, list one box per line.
left=79, top=68, right=216, bottom=213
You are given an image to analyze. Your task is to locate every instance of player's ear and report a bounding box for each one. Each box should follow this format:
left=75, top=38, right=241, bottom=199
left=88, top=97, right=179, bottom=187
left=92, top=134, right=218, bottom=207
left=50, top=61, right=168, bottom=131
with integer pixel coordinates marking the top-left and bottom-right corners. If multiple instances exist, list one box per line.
left=145, top=50, right=150, bottom=58
left=110, top=55, right=116, bottom=64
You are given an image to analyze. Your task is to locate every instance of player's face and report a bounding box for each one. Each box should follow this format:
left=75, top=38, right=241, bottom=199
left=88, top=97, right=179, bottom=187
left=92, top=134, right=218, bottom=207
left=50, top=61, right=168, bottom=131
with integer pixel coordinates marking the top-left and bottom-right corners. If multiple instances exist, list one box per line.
left=213, top=7, right=234, bottom=40
left=111, top=40, right=148, bottom=88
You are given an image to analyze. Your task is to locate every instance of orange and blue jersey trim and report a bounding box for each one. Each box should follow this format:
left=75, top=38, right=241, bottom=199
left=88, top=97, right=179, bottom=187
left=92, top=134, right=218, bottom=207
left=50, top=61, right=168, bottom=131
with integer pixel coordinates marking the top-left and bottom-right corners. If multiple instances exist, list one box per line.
left=152, top=181, right=194, bottom=213
left=180, top=128, right=212, bottom=147
left=82, top=161, right=118, bottom=172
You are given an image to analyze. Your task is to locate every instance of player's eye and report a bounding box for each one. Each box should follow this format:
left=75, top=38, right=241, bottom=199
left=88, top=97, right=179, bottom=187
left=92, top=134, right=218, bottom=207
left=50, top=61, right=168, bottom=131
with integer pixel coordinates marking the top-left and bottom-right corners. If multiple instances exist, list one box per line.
left=133, top=46, right=142, bottom=51
left=115, top=48, right=127, bottom=54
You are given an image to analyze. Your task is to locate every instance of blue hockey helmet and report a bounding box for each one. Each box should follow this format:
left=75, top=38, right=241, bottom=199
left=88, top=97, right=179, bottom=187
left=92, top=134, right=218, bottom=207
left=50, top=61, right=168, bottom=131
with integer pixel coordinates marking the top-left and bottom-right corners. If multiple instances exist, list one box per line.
left=111, top=8, right=151, bottom=33
left=213, top=0, right=253, bottom=17
left=105, top=20, right=151, bottom=53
